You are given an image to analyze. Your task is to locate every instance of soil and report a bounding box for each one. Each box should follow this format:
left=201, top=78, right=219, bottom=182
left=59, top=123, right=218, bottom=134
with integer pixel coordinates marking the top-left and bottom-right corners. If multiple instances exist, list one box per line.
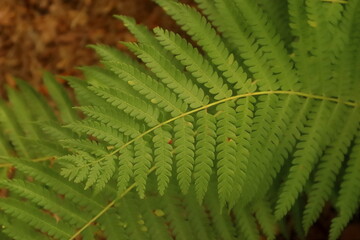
left=0, top=0, right=184, bottom=95
left=0, top=0, right=359, bottom=239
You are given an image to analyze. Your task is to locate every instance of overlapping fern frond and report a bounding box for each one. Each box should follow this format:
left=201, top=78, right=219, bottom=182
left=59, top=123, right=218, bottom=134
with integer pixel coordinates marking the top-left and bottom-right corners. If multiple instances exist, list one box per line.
left=0, top=0, right=359, bottom=239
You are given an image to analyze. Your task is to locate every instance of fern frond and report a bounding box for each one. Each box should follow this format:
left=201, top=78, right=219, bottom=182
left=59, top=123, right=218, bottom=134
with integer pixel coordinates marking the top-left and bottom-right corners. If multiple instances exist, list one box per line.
left=63, top=76, right=109, bottom=106
left=302, top=107, right=359, bottom=232
left=304, top=0, right=346, bottom=95
left=115, top=15, right=161, bottom=47
left=43, top=72, right=78, bottom=123
left=329, top=132, right=360, bottom=240
left=89, top=86, right=160, bottom=126
left=183, top=190, right=215, bottom=239
left=88, top=44, right=136, bottom=67
left=229, top=96, right=255, bottom=204
left=58, top=153, right=89, bottom=184
left=210, top=0, right=280, bottom=91
left=334, top=0, right=360, bottom=101
left=106, top=60, right=187, bottom=116
left=275, top=100, right=333, bottom=219
left=215, top=101, right=237, bottom=207
left=256, top=0, right=292, bottom=47
left=194, top=110, right=216, bottom=203
left=173, top=116, right=195, bottom=194
left=235, top=206, right=261, bottom=240
left=153, top=127, right=173, bottom=195
left=15, top=79, right=57, bottom=122
left=0, top=198, right=73, bottom=240
left=139, top=198, right=173, bottom=240
left=27, top=139, right=68, bottom=156
left=40, top=120, right=74, bottom=140
left=288, top=0, right=313, bottom=91
left=0, top=127, right=11, bottom=156
left=60, top=150, right=116, bottom=192
left=6, top=158, right=104, bottom=210
left=87, top=155, right=116, bottom=192
left=6, top=87, right=42, bottom=140
left=160, top=189, right=194, bottom=240
left=0, top=101, right=30, bottom=157
left=0, top=179, right=90, bottom=226
left=237, top=95, right=280, bottom=204
left=232, top=0, right=299, bottom=91
left=117, top=145, right=135, bottom=193
left=125, top=42, right=208, bottom=108
left=133, top=139, right=153, bottom=198
left=116, top=15, right=188, bottom=73
left=241, top=95, right=300, bottom=204
left=125, top=196, right=155, bottom=240
left=98, top=211, right=128, bottom=240
left=61, top=138, right=108, bottom=156
left=66, top=120, right=124, bottom=147
left=1, top=218, right=49, bottom=240
left=80, top=66, right=138, bottom=96
left=205, top=187, right=236, bottom=239
left=156, top=0, right=253, bottom=93
left=154, top=27, right=232, bottom=100
left=1, top=1, right=360, bottom=239
left=78, top=105, right=143, bottom=138
left=258, top=98, right=312, bottom=199
left=253, top=200, right=277, bottom=240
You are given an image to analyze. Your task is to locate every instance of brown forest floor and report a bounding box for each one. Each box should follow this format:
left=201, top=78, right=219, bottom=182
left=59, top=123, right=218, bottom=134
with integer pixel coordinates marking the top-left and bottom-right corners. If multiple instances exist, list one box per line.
left=0, top=0, right=359, bottom=239
left=0, top=0, right=187, bottom=94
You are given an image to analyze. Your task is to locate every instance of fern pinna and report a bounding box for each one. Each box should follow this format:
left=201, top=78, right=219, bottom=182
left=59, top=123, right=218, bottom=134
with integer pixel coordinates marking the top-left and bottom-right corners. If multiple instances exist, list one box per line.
left=0, top=0, right=359, bottom=239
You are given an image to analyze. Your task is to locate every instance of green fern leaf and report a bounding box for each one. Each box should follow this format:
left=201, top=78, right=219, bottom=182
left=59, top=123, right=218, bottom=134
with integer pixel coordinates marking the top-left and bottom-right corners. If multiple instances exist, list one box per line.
left=0, top=179, right=89, bottom=226
left=156, top=0, right=253, bottom=93
left=124, top=42, right=208, bottom=108
left=7, top=158, right=103, bottom=211
left=215, top=101, right=237, bottom=207
left=78, top=105, right=143, bottom=138
left=275, top=100, right=333, bottom=219
left=0, top=198, right=73, bottom=240
left=153, top=127, right=173, bottom=195
left=98, top=211, right=128, bottom=240
left=63, top=76, right=109, bottom=106
left=229, top=96, right=255, bottom=205
left=43, top=72, right=78, bottom=123
left=106, top=60, right=187, bottom=116
left=6, top=87, right=42, bottom=140
left=154, top=27, right=232, bottom=100
left=235, top=206, right=261, bottom=240
left=233, top=0, right=299, bottom=91
left=173, top=116, right=195, bottom=194
left=1, top=218, right=49, bottom=240
left=211, top=0, right=280, bottom=91
left=133, top=138, right=153, bottom=198
left=329, top=132, right=360, bottom=240
left=88, top=44, right=136, bottom=67
left=0, top=101, right=30, bottom=157
left=253, top=200, right=277, bottom=240
left=117, top=145, right=135, bottom=193
left=80, top=66, right=137, bottom=96
left=303, top=108, right=359, bottom=232
left=66, top=120, right=124, bottom=147
left=89, top=86, right=160, bottom=126
left=194, top=110, right=216, bottom=203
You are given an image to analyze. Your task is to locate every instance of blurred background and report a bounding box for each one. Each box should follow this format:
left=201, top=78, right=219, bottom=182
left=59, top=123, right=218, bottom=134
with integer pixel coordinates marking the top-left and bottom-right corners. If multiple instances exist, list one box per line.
left=0, top=0, right=188, bottom=94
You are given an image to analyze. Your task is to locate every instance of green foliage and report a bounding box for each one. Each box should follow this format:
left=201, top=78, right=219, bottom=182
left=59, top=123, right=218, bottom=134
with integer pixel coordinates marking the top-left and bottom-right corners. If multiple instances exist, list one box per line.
left=0, top=0, right=359, bottom=239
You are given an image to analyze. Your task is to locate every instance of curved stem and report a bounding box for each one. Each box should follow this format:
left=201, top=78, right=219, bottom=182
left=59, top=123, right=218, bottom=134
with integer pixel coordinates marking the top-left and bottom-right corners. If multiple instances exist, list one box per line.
left=68, top=166, right=156, bottom=240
